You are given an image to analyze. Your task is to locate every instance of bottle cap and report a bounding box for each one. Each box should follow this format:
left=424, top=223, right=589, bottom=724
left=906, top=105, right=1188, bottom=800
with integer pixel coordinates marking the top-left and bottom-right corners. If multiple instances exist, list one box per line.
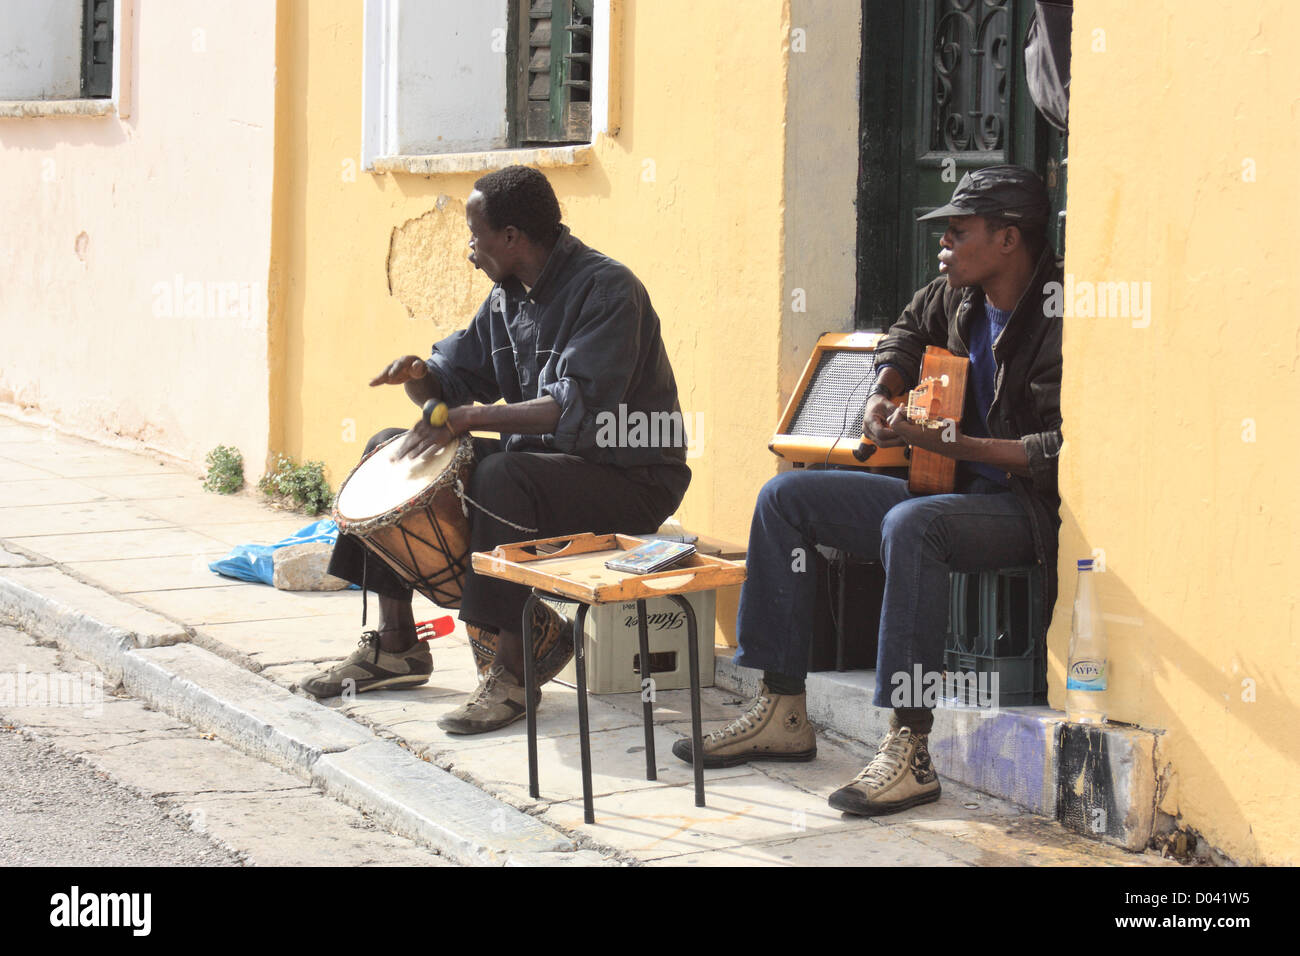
left=1077, top=558, right=1094, bottom=571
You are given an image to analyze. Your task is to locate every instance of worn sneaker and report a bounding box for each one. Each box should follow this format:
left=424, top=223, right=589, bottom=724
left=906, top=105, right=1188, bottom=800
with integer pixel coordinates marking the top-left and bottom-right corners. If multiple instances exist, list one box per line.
left=670, top=682, right=817, bottom=768
left=300, top=631, right=432, bottom=699
left=437, top=664, right=538, bottom=735
left=828, top=726, right=941, bottom=816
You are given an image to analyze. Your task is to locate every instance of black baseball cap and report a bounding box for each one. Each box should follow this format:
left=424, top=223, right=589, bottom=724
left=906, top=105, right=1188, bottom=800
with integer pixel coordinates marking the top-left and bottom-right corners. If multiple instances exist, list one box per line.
left=917, top=165, right=1050, bottom=225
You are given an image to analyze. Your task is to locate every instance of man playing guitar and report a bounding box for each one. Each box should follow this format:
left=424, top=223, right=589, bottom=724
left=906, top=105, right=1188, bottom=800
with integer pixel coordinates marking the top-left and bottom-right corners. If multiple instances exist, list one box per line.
left=675, top=166, right=1064, bottom=817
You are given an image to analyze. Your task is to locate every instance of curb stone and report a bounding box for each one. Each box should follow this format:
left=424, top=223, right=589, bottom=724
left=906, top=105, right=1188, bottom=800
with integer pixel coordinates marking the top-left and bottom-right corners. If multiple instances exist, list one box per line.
left=313, top=742, right=575, bottom=864
left=0, top=562, right=582, bottom=865
left=0, top=565, right=184, bottom=680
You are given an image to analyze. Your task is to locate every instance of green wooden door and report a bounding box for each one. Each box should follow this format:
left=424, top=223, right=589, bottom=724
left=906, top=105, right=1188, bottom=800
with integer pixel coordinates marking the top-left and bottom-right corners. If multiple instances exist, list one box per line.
left=856, top=0, right=1066, bottom=330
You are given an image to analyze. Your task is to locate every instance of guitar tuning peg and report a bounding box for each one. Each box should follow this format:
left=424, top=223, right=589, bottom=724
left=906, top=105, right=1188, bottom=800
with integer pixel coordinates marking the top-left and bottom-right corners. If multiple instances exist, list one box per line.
left=940, top=374, right=950, bottom=387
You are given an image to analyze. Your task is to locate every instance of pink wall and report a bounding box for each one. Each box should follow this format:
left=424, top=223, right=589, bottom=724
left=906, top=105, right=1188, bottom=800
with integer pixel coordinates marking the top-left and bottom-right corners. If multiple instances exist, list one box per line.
left=0, top=1, right=277, bottom=470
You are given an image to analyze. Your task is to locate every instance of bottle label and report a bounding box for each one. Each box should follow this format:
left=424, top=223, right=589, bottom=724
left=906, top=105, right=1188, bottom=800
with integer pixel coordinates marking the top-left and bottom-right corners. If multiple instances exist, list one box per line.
left=1067, top=659, right=1107, bottom=691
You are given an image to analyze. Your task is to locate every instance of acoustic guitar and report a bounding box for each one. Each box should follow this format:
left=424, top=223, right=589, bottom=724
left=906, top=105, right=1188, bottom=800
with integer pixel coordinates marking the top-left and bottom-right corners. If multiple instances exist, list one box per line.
left=902, top=347, right=969, bottom=495
left=852, top=346, right=970, bottom=494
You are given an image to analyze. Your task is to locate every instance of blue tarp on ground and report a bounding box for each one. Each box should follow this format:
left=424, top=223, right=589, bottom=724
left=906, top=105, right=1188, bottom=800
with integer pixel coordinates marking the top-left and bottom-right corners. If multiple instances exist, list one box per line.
left=209, top=519, right=355, bottom=587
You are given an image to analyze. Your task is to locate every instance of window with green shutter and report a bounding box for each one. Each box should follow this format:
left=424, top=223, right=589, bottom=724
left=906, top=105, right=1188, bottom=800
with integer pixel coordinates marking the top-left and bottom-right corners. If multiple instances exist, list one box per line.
left=80, top=0, right=114, bottom=98
left=509, top=0, right=594, bottom=145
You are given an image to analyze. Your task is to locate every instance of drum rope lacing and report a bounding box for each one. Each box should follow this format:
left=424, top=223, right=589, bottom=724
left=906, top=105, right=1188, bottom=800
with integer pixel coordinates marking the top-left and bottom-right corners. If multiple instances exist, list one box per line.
left=453, top=478, right=538, bottom=534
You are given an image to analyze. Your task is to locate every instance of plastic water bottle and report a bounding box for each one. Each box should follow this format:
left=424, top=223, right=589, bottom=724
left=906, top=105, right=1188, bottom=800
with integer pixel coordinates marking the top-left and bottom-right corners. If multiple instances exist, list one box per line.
left=1066, top=558, right=1108, bottom=723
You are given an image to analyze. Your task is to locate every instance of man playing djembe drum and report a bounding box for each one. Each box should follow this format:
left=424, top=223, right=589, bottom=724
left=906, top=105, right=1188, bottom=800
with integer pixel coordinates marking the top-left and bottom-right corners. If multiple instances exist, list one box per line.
left=304, top=166, right=691, bottom=735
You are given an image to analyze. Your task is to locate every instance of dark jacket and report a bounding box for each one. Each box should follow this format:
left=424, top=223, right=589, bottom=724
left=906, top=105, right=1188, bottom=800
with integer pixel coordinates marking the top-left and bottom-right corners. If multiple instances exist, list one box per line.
left=426, top=227, right=691, bottom=504
left=872, top=247, right=1065, bottom=633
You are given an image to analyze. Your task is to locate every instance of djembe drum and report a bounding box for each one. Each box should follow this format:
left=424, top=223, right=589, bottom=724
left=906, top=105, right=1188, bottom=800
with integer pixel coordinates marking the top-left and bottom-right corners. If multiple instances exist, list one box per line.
left=333, top=433, right=573, bottom=680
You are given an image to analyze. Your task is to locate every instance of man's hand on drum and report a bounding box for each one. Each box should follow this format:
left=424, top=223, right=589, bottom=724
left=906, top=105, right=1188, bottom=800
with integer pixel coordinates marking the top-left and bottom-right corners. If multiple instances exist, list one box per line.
left=395, top=417, right=453, bottom=461
left=370, top=354, right=441, bottom=407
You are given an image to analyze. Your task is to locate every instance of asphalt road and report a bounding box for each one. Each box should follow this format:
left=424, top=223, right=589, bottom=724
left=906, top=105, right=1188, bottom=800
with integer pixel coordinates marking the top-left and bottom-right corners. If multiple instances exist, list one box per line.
left=0, top=727, right=241, bottom=866
left=0, top=624, right=453, bottom=867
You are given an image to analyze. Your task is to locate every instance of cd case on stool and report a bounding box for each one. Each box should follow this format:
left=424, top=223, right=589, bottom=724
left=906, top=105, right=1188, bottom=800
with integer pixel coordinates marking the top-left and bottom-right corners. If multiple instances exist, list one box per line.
left=604, top=539, right=697, bottom=575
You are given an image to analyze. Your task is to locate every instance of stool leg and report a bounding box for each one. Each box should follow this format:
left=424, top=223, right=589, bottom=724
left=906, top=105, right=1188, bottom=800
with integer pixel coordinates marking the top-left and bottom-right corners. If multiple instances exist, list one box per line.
left=573, top=604, right=595, bottom=825
left=635, top=599, right=657, bottom=781
left=669, top=594, right=705, bottom=808
left=521, top=592, right=540, bottom=800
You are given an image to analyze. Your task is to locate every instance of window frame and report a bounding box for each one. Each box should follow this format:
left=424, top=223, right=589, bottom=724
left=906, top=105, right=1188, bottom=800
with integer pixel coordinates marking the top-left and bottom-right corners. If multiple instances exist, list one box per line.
left=0, top=0, right=132, bottom=118
left=361, top=0, right=616, bottom=174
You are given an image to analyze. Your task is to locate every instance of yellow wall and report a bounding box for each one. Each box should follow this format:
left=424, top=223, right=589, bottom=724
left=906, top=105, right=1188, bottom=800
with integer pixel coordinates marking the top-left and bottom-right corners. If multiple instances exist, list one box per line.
left=274, top=0, right=1300, bottom=863
left=1057, top=0, right=1300, bottom=864
left=272, top=0, right=791, bottom=555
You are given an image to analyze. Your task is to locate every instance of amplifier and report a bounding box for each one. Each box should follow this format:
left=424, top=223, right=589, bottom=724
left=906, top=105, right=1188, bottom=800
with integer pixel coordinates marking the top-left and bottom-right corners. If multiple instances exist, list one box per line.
left=809, top=549, right=883, bottom=672
left=770, top=332, right=909, bottom=469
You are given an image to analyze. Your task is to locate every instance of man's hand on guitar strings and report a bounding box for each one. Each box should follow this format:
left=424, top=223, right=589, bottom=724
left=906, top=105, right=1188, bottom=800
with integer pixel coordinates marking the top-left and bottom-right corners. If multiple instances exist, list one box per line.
left=863, top=394, right=905, bottom=448
left=887, top=406, right=963, bottom=457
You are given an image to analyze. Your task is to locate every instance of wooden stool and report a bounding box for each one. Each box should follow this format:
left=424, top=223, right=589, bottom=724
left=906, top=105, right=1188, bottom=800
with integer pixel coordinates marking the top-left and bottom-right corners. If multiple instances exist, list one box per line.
left=472, top=533, right=747, bottom=824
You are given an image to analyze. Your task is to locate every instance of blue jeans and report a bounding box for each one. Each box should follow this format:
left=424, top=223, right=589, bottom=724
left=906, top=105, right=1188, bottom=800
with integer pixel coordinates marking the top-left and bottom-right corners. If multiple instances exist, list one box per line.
left=734, top=470, right=1035, bottom=707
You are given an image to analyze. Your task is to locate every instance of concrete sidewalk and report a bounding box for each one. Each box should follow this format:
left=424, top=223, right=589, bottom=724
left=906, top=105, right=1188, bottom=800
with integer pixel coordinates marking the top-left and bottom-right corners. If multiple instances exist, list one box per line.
left=0, top=414, right=1174, bottom=866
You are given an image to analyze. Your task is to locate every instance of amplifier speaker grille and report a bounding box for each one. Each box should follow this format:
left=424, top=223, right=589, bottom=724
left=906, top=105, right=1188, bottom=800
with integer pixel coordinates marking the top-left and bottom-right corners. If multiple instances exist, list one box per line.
left=788, top=350, right=880, bottom=439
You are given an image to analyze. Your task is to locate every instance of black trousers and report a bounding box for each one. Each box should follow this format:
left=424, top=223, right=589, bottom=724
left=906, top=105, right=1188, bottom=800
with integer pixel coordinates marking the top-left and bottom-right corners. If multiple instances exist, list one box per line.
left=328, top=428, right=682, bottom=634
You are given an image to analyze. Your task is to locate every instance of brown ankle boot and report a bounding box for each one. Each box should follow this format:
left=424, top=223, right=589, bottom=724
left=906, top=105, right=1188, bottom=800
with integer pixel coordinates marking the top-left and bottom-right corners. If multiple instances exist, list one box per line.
left=671, top=682, right=817, bottom=768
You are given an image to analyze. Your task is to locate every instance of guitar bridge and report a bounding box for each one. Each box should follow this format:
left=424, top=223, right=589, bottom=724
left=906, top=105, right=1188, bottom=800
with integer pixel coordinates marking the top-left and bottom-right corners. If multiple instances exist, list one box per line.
left=905, top=373, right=952, bottom=428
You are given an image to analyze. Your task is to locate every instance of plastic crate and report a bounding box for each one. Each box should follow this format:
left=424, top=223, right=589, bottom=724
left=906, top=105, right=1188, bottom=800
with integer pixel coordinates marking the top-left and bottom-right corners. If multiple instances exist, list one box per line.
left=943, top=565, right=1046, bottom=707
left=548, top=591, right=716, bottom=695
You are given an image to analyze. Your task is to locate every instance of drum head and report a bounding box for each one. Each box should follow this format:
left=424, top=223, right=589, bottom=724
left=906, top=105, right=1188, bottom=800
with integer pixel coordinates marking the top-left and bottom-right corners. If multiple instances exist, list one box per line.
left=335, top=437, right=459, bottom=522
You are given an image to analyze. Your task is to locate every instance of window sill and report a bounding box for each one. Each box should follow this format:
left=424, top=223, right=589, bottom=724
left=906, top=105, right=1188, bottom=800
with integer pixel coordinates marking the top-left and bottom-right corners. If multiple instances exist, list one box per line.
left=372, top=143, right=593, bottom=176
left=0, top=98, right=116, bottom=118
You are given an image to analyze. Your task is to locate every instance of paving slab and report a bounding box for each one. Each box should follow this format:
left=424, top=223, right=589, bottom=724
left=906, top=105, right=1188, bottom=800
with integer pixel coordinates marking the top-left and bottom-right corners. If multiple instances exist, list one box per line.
left=191, top=519, right=326, bottom=547
left=598, top=683, right=757, bottom=723
left=0, top=625, right=66, bottom=670
left=0, top=425, right=49, bottom=443
left=0, top=459, right=60, bottom=482
left=135, top=495, right=308, bottom=526
left=259, top=661, right=344, bottom=691
left=12, top=527, right=232, bottom=563
left=130, top=583, right=353, bottom=626
left=0, top=478, right=111, bottom=507
left=195, top=614, right=381, bottom=666
left=333, top=687, right=468, bottom=729
left=76, top=734, right=310, bottom=795
left=448, top=721, right=753, bottom=805
left=312, top=740, right=577, bottom=865
left=388, top=685, right=645, bottom=758
left=66, top=553, right=234, bottom=594
left=0, top=500, right=174, bottom=538
left=159, top=789, right=453, bottom=867
left=887, top=811, right=1163, bottom=867
left=3, top=445, right=184, bottom=478
left=74, top=473, right=211, bottom=499
left=0, top=545, right=37, bottom=568
left=646, top=822, right=967, bottom=867
left=538, top=769, right=865, bottom=861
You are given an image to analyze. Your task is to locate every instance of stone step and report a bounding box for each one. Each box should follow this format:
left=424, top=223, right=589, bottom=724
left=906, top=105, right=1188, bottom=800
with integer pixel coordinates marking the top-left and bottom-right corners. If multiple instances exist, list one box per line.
left=715, top=650, right=1157, bottom=852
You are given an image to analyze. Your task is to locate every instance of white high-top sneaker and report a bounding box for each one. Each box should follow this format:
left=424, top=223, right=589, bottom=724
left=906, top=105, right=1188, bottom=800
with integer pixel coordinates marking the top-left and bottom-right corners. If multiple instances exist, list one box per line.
left=828, top=726, right=941, bottom=816
left=671, top=682, right=817, bottom=768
